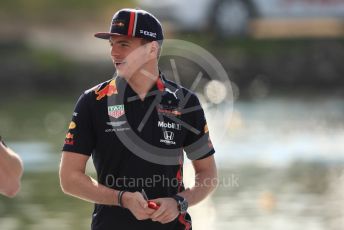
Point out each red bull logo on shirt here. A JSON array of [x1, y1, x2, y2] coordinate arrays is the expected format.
[[157, 108, 181, 116], [65, 132, 74, 139], [95, 79, 118, 100], [108, 105, 125, 119], [65, 132, 74, 145]]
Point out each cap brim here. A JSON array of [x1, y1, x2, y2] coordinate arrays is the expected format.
[[94, 32, 124, 39]]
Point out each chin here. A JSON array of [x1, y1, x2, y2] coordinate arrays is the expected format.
[[116, 70, 130, 80]]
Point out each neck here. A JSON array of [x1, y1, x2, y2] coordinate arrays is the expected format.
[[127, 66, 159, 100]]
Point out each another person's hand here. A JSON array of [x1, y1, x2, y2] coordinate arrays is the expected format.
[[0, 140, 23, 197], [122, 191, 156, 220], [150, 197, 179, 224]]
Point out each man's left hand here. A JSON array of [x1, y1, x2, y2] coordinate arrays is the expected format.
[[150, 197, 179, 224]]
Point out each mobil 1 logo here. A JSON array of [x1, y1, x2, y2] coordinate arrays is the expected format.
[[158, 121, 181, 131]]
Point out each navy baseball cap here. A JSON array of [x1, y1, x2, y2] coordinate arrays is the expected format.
[[94, 8, 164, 41]]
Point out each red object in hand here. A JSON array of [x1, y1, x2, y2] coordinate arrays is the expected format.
[[148, 201, 160, 210], [141, 189, 160, 210]]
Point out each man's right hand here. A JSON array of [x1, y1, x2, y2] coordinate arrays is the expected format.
[[122, 191, 155, 220]]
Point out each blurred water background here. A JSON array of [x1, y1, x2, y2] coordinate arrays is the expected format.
[[1, 0, 344, 229]]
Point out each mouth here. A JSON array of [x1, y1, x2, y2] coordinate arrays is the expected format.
[[114, 61, 126, 69]]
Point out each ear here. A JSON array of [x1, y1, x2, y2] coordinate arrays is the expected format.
[[148, 41, 159, 59]]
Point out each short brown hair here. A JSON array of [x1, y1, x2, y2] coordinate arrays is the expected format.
[[141, 39, 163, 60]]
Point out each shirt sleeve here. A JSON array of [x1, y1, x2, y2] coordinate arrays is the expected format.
[[183, 93, 215, 160], [62, 92, 96, 156]]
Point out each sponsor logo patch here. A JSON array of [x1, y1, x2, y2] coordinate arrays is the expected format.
[[160, 131, 176, 145], [139, 30, 157, 38], [106, 121, 127, 127], [105, 127, 130, 133], [157, 108, 181, 116], [165, 88, 180, 99], [64, 132, 74, 145], [108, 105, 125, 119], [69, 121, 76, 129], [112, 20, 125, 27], [95, 79, 117, 100], [158, 121, 181, 130], [65, 132, 74, 139], [64, 139, 74, 145]]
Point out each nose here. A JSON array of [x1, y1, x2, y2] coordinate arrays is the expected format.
[[110, 44, 119, 57]]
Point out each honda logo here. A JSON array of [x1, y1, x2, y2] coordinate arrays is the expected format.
[[163, 131, 174, 141]]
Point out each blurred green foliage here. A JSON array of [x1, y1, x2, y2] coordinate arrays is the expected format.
[[0, 0, 136, 23], [0, 171, 93, 230], [0, 96, 73, 144]]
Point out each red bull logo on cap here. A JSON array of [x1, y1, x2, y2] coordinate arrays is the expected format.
[[113, 20, 125, 27]]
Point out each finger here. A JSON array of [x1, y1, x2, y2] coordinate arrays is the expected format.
[[158, 212, 171, 224], [151, 206, 166, 220], [136, 192, 148, 209], [137, 208, 154, 220], [145, 207, 156, 216], [136, 213, 150, 221], [162, 213, 179, 224]]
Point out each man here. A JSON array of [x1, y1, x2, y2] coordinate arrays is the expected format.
[[0, 136, 23, 197], [59, 8, 217, 230]]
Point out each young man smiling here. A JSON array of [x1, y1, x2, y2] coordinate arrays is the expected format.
[[59, 8, 217, 230]]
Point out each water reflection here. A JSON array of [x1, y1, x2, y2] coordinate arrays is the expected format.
[[9, 142, 59, 172]]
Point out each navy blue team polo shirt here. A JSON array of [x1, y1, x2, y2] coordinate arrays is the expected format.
[[63, 71, 215, 230]]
